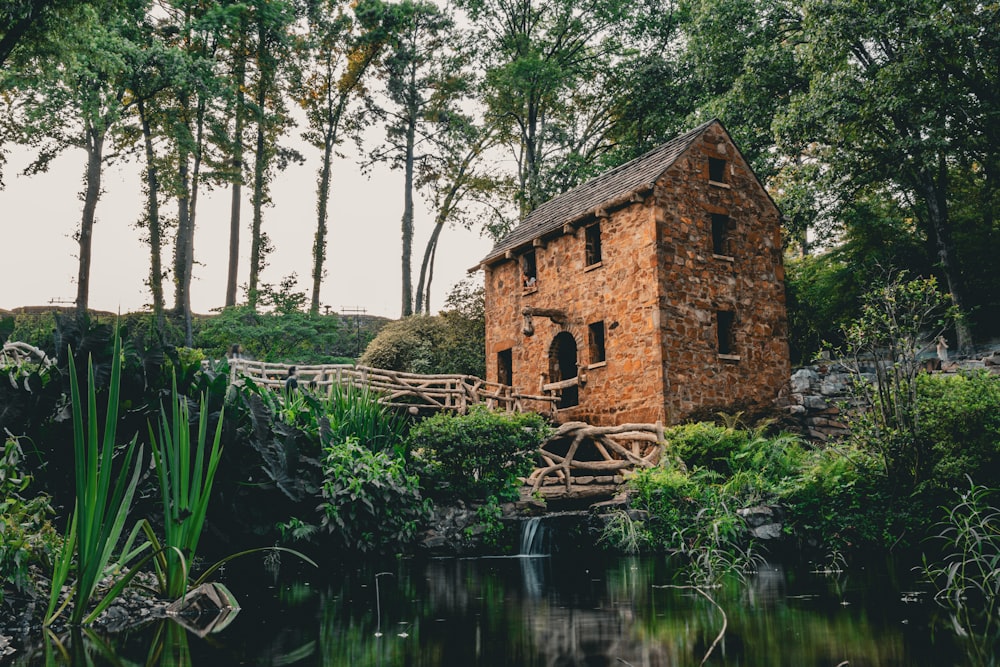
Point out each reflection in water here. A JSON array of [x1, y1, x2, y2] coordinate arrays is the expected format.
[[10, 555, 996, 666]]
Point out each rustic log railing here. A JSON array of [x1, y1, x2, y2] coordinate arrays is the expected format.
[[229, 359, 663, 498], [228, 358, 558, 415], [1, 341, 55, 369], [527, 421, 665, 495]]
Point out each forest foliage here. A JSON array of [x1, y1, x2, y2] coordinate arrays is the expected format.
[[1, 0, 997, 357]]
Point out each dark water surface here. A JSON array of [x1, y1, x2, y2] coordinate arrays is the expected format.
[[12, 553, 996, 666]]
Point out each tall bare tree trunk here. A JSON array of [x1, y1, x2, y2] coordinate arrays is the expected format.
[[182, 97, 205, 345], [248, 77, 267, 308], [173, 116, 192, 318], [75, 121, 106, 317], [400, 108, 416, 317], [138, 98, 164, 324], [311, 126, 333, 315], [415, 215, 443, 314], [225, 50, 245, 308]]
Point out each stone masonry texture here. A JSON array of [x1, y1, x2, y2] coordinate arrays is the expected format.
[[481, 121, 791, 425]]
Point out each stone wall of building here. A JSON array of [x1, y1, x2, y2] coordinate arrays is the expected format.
[[483, 124, 791, 426], [483, 197, 667, 425], [653, 125, 790, 420]]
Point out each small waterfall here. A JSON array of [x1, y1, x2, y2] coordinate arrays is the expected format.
[[520, 517, 548, 556]]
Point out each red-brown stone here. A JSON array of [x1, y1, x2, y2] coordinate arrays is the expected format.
[[479, 121, 791, 425]]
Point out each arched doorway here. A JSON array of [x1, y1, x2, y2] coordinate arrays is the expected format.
[[550, 332, 579, 408]]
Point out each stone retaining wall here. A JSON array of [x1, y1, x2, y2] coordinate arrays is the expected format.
[[787, 352, 1000, 442]]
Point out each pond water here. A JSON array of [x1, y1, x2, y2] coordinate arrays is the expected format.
[[11, 548, 997, 667]]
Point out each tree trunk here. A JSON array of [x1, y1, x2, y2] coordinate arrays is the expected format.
[[400, 111, 416, 317], [311, 127, 333, 315], [917, 162, 973, 353], [138, 98, 164, 324], [248, 101, 266, 308], [75, 121, 106, 317], [522, 91, 541, 215], [173, 110, 192, 321], [225, 48, 246, 308], [414, 217, 442, 314], [248, 28, 270, 309], [182, 95, 205, 345], [424, 237, 437, 314]]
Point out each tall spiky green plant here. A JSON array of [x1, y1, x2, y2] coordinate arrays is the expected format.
[[149, 375, 225, 599], [46, 333, 143, 625]]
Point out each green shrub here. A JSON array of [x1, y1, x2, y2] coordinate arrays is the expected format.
[[0, 437, 61, 602], [626, 465, 760, 583], [915, 370, 1000, 492], [195, 306, 360, 363], [922, 480, 1000, 613], [665, 422, 805, 489], [360, 289, 485, 377], [779, 446, 915, 552], [316, 438, 428, 554], [361, 315, 449, 374], [628, 467, 699, 547], [839, 273, 953, 489], [408, 407, 551, 501], [7, 312, 58, 351], [666, 422, 747, 476]]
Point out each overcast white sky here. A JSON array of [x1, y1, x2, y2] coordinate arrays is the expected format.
[[0, 141, 494, 319]]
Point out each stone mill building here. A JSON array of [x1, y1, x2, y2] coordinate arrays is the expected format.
[[474, 119, 791, 425]]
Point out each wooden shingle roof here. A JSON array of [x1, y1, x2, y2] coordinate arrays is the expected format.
[[482, 119, 718, 265]]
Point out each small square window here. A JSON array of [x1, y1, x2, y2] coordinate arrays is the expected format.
[[709, 157, 726, 183], [521, 251, 537, 288], [711, 213, 731, 256], [717, 310, 735, 355], [585, 223, 602, 266], [589, 321, 606, 364]]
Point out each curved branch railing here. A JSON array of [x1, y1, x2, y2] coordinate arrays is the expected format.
[[228, 358, 558, 415], [527, 421, 664, 494]]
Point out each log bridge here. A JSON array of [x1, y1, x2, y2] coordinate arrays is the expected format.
[[527, 421, 664, 501]]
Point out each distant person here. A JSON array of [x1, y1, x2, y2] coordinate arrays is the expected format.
[[285, 366, 299, 392], [229, 343, 243, 360], [936, 335, 949, 363]]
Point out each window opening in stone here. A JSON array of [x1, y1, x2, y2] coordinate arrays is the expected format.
[[711, 213, 731, 256], [521, 250, 537, 288], [497, 348, 512, 386], [709, 157, 726, 183], [588, 321, 606, 364], [551, 331, 579, 408], [717, 310, 736, 355], [585, 222, 602, 266]]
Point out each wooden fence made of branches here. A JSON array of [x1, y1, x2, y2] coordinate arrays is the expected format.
[[228, 358, 558, 415]]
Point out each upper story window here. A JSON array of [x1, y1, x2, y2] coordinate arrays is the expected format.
[[711, 213, 732, 256], [585, 222, 603, 267], [708, 157, 727, 184], [588, 321, 606, 364], [521, 250, 537, 288]]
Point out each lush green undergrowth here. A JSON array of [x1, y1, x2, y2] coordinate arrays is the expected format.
[[1, 320, 547, 622], [609, 366, 1000, 585], [2, 297, 998, 623]]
